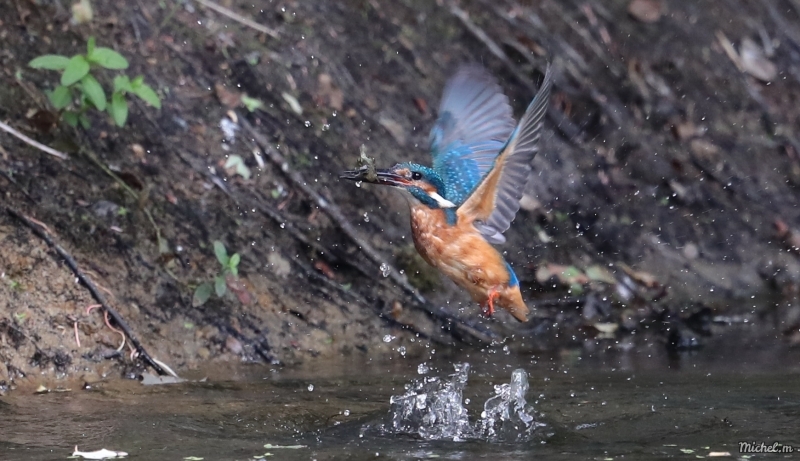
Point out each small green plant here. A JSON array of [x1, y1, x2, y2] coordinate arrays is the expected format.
[[192, 240, 241, 307], [28, 36, 161, 128]]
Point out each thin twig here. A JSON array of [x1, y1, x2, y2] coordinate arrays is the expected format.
[[193, 0, 279, 38], [7, 207, 167, 375], [0, 120, 68, 160]]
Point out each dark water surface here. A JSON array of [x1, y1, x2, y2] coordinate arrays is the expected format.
[[2, 325, 800, 460]]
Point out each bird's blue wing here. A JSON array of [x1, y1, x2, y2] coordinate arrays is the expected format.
[[429, 65, 515, 206], [459, 66, 553, 244]]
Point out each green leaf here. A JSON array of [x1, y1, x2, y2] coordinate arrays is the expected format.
[[192, 283, 213, 307], [131, 75, 144, 88], [62, 111, 78, 127], [61, 55, 90, 86], [29, 55, 70, 70], [214, 275, 227, 297], [86, 36, 96, 56], [109, 92, 128, 127], [78, 113, 90, 129], [229, 253, 240, 270], [241, 94, 263, 112], [88, 47, 128, 70], [569, 282, 584, 296], [113, 75, 132, 93], [213, 240, 229, 266], [48, 85, 72, 109], [132, 82, 161, 108], [80, 74, 106, 110], [224, 155, 251, 180]]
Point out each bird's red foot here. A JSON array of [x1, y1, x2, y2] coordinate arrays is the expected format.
[[482, 289, 500, 317]]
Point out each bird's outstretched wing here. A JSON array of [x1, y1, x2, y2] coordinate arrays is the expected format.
[[457, 66, 553, 244], [430, 65, 515, 207]]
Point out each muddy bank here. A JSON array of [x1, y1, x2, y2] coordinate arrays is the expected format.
[[2, 0, 800, 389]]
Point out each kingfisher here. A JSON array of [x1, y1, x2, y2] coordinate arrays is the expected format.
[[341, 65, 552, 322]]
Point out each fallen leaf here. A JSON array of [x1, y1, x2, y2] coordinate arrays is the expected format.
[[391, 300, 403, 318], [535, 263, 589, 285], [739, 37, 777, 82], [215, 83, 242, 108], [716, 30, 743, 70], [689, 139, 721, 161], [130, 143, 146, 160], [71, 0, 93, 24], [227, 275, 254, 305], [316, 73, 344, 111], [585, 265, 616, 284], [519, 194, 541, 211], [267, 252, 291, 278], [618, 263, 659, 288], [593, 322, 619, 334], [413, 97, 427, 114], [26, 109, 58, 133], [775, 218, 790, 238], [281, 92, 303, 115], [628, 0, 662, 23], [313, 260, 336, 279], [671, 120, 702, 141]]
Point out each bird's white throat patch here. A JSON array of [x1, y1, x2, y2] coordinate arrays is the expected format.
[[428, 191, 456, 208]]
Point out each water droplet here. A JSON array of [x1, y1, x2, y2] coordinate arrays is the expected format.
[[363, 212, 370, 223], [343, 409, 350, 416], [355, 181, 363, 188], [332, 111, 338, 117], [380, 263, 390, 277], [417, 363, 429, 374], [398, 346, 407, 356], [322, 123, 330, 131], [383, 334, 395, 343], [280, 223, 285, 229], [304, 120, 311, 127], [308, 384, 314, 391]]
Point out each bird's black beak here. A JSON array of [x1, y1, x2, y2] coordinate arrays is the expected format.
[[340, 166, 410, 187]]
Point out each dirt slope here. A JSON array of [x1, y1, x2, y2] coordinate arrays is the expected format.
[[2, 0, 800, 389]]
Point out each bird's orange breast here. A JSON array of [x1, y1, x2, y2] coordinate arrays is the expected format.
[[409, 206, 528, 321]]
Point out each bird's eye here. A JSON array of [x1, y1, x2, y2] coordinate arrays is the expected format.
[[411, 172, 423, 180]]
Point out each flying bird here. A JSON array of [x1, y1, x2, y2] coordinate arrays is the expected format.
[[341, 65, 552, 322]]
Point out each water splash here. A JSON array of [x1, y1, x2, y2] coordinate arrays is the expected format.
[[389, 363, 471, 441], [385, 364, 545, 442], [478, 369, 545, 441]]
